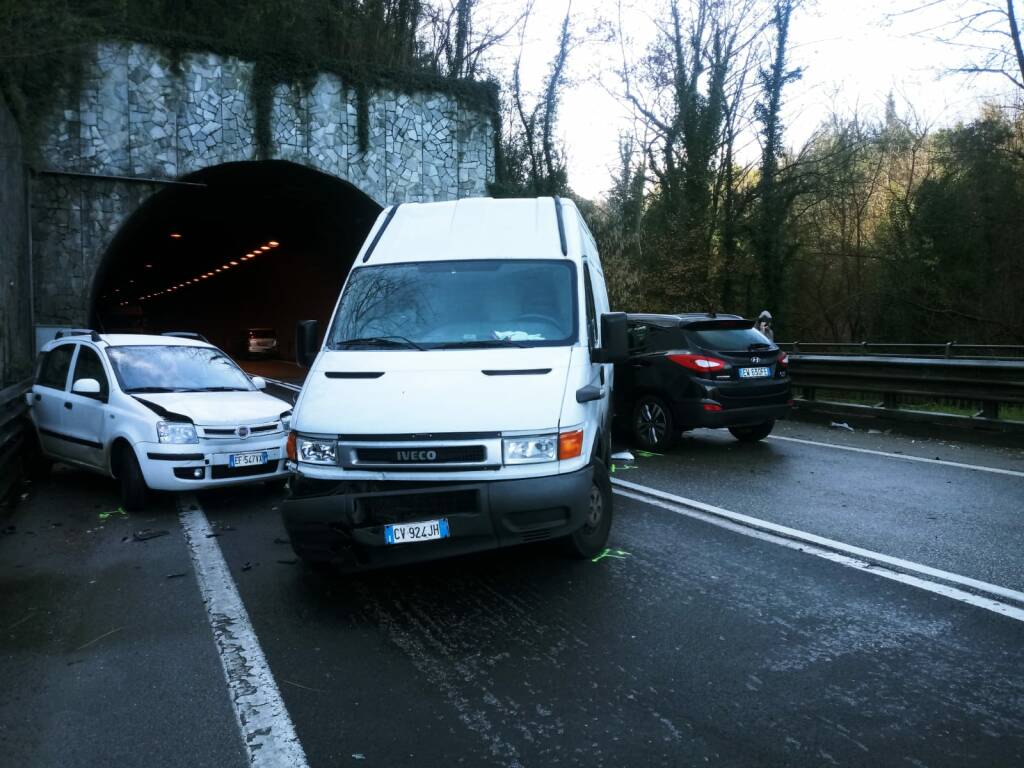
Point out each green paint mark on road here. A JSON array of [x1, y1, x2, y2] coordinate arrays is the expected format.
[[98, 507, 127, 521], [611, 464, 637, 473], [634, 450, 662, 458], [591, 548, 632, 563]]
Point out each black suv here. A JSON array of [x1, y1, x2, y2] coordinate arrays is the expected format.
[[614, 313, 791, 450]]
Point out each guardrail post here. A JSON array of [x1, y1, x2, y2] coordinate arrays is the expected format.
[[803, 386, 816, 401], [945, 341, 956, 359], [883, 392, 900, 409]]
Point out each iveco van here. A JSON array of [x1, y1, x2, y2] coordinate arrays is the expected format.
[[282, 197, 628, 571]]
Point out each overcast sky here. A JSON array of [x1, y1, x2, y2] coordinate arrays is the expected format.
[[481, 0, 1017, 200]]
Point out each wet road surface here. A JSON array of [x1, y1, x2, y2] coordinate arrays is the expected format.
[[2, 420, 1022, 767]]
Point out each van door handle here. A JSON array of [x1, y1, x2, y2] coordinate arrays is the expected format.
[[64, 402, 73, 410]]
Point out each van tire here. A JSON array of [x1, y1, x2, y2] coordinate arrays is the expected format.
[[728, 419, 775, 443], [632, 395, 676, 451], [562, 460, 613, 559], [117, 447, 149, 511]]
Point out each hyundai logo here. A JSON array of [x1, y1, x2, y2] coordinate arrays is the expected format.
[[236, 426, 250, 439], [751, 356, 761, 363], [397, 450, 437, 462]]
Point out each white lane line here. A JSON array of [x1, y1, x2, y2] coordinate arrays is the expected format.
[[611, 478, 1024, 622], [177, 494, 310, 768], [768, 434, 1024, 478]]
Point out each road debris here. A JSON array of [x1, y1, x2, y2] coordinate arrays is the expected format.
[[611, 451, 635, 461], [241, 562, 253, 571], [166, 572, 188, 579], [276, 558, 298, 565], [133, 528, 169, 541], [830, 421, 854, 432]]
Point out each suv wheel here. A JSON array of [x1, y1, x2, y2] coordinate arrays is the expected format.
[[562, 460, 613, 559], [632, 395, 676, 451], [729, 419, 775, 443], [117, 447, 150, 511]]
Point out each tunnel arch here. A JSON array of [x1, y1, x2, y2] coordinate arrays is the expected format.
[[90, 161, 382, 360]]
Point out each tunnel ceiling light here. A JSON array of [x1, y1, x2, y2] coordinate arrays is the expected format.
[[145, 263, 153, 268], [230, 260, 239, 266], [221, 264, 231, 269], [268, 241, 279, 247], [170, 233, 182, 239], [259, 246, 270, 251]]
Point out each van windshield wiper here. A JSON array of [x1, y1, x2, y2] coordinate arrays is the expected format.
[[435, 339, 528, 349], [192, 386, 250, 392], [123, 386, 188, 393], [331, 336, 425, 351]]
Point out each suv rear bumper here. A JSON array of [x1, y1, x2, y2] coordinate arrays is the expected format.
[[282, 466, 593, 571], [676, 401, 791, 429]]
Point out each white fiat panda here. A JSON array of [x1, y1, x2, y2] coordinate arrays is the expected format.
[[26, 332, 292, 509], [283, 197, 628, 571]]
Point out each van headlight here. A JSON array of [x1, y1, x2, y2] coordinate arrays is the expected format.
[[157, 421, 198, 444], [296, 436, 338, 465], [503, 434, 558, 464]]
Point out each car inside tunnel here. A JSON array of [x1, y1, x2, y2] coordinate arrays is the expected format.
[[91, 160, 381, 363]]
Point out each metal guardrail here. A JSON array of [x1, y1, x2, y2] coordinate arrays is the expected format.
[[786, 354, 1024, 425], [780, 341, 1024, 360], [0, 378, 32, 503]]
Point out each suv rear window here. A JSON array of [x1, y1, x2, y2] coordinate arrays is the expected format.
[[687, 327, 771, 351]]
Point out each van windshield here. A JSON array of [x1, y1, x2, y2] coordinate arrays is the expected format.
[[327, 260, 578, 349]]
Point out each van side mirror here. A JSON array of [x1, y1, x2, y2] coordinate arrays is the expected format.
[[296, 320, 320, 368], [593, 312, 628, 364]]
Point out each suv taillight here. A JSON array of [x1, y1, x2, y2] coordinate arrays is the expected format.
[[669, 354, 726, 374], [777, 351, 788, 367]]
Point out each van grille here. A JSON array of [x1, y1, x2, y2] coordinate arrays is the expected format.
[[354, 446, 487, 465], [356, 490, 478, 524]]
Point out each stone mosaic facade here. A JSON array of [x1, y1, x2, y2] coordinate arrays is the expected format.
[[31, 41, 496, 325]]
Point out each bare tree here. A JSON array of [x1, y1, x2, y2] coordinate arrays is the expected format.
[[894, 1, 1024, 92]]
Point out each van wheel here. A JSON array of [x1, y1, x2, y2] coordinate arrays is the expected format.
[[117, 447, 149, 511], [632, 395, 676, 451], [729, 419, 775, 443], [562, 460, 613, 559]]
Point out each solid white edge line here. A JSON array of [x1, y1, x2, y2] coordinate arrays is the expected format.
[[177, 494, 310, 768], [611, 477, 1024, 608], [768, 434, 1024, 478], [613, 487, 1024, 624]]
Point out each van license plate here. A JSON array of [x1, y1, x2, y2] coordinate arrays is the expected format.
[[385, 519, 450, 545], [739, 366, 771, 379], [229, 451, 268, 468]]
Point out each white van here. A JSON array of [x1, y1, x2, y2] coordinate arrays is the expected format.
[[283, 197, 627, 571]]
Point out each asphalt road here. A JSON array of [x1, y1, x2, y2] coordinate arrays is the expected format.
[[2, 420, 1022, 767]]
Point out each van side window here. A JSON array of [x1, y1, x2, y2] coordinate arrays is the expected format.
[[38, 345, 75, 390], [583, 264, 598, 348], [72, 345, 110, 399]]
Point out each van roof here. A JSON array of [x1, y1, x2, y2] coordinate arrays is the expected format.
[[358, 197, 573, 266]]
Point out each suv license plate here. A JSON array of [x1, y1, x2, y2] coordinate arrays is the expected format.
[[385, 519, 450, 545], [229, 451, 268, 468], [739, 366, 771, 379]]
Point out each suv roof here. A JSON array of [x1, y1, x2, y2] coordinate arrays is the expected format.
[[626, 313, 748, 329]]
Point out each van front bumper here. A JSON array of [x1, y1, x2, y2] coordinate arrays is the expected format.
[[281, 466, 594, 571]]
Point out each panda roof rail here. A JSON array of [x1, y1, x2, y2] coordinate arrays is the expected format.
[[55, 328, 101, 342]]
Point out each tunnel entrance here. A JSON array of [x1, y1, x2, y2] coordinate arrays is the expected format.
[[91, 161, 381, 363]]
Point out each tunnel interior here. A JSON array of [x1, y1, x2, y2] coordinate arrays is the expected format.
[[92, 161, 381, 361]]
